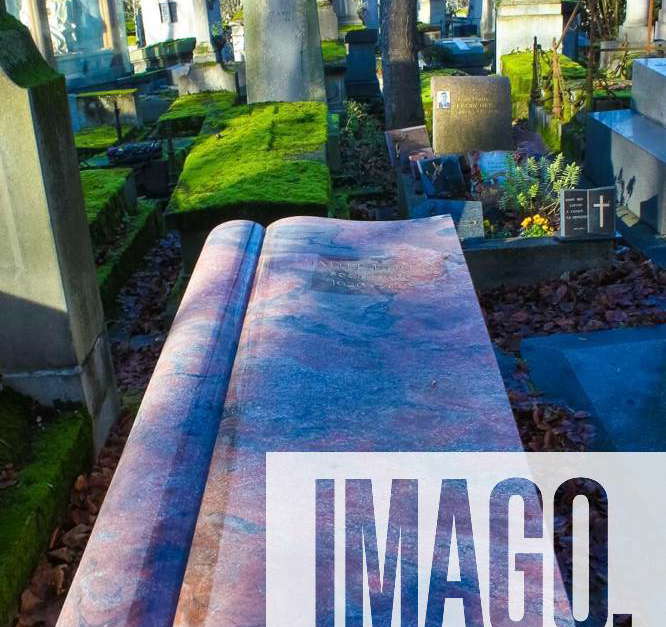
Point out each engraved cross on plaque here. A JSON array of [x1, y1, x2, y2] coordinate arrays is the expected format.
[[594, 194, 610, 229]]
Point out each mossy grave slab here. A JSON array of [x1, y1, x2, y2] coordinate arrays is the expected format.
[[166, 101, 331, 231], [81, 167, 135, 249], [156, 90, 238, 137]]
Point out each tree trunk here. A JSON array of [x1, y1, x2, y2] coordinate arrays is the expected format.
[[380, 0, 424, 130]]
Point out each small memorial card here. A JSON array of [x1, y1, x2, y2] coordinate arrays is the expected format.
[[559, 187, 616, 239]]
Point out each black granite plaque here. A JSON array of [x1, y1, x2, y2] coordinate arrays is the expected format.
[[560, 187, 616, 239]]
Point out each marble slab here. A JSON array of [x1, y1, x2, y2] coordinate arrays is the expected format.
[[58, 221, 264, 625], [61, 216, 573, 625]]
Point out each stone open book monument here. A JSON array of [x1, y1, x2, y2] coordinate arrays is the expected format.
[[60, 216, 575, 624]]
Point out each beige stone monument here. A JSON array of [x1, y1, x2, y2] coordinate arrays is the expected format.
[[0, 6, 119, 449], [431, 75, 513, 154]]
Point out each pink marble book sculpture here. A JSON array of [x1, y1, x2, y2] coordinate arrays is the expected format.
[[59, 216, 573, 625]]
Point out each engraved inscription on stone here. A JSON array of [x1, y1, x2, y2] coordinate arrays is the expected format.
[[560, 187, 616, 239], [312, 256, 442, 294]]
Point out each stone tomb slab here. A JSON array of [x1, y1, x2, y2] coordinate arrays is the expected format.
[[631, 57, 666, 127], [60, 216, 574, 624], [522, 326, 666, 451], [410, 199, 484, 240], [431, 74, 513, 154]]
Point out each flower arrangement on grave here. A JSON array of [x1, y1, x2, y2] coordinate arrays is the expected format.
[[519, 214, 556, 238]]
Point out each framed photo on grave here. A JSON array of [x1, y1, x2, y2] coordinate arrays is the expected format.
[[559, 187, 616, 240]]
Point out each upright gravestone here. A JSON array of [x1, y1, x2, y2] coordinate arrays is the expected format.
[[431, 75, 513, 154], [344, 28, 381, 101], [318, 1, 339, 40], [245, 0, 326, 103], [0, 9, 119, 448], [495, 0, 562, 70]]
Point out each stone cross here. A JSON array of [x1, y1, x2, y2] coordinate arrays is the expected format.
[[0, 12, 119, 449], [245, 0, 326, 103]]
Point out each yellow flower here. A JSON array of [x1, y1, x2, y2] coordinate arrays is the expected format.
[[533, 214, 545, 225], [521, 217, 532, 228]]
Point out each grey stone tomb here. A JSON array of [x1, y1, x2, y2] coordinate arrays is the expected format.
[[522, 326, 666, 451], [585, 57, 666, 235], [559, 187, 617, 239], [245, 0, 326, 103], [431, 75, 513, 154], [0, 10, 119, 449]]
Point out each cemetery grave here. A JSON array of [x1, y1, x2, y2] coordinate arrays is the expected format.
[[2, 0, 666, 621]]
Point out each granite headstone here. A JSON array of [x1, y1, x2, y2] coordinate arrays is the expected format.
[[431, 75, 513, 154]]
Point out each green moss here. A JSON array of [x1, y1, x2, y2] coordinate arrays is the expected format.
[[0, 12, 60, 87], [339, 23, 365, 35], [0, 388, 31, 466], [76, 88, 137, 98], [75, 124, 134, 152], [97, 199, 161, 312], [167, 101, 330, 229], [322, 39, 346, 64], [80, 168, 134, 248], [501, 50, 586, 119], [0, 396, 92, 627], [157, 91, 238, 136]]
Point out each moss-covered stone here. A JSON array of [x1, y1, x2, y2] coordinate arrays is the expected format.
[[76, 88, 138, 99], [0, 389, 92, 627], [80, 168, 134, 249], [0, 11, 59, 87], [157, 90, 238, 137], [501, 50, 586, 120], [97, 199, 162, 313], [0, 388, 31, 466], [322, 39, 347, 65], [166, 101, 330, 231]]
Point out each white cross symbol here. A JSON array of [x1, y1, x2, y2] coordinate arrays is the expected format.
[[593, 194, 610, 228]]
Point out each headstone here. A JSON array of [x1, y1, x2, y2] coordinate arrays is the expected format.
[[522, 326, 666, 451], [244, 0, 326, 103], [0, 11, 119, 448], [431, 75, 513, 154], [657, 7, 666, 40], [333, 0, 361, 24], [230, 21, 245, 61], [584, 58, 666, 235], [417, 155, 467, 198], [384, 125, 432, 172], [365, 0, 379, 28], [344, 28, 381, 101], [559, 187, 616, 239], [318, 1, 339, 40], [619, 0, 649, 44], [418, 0, 446, 27], [495, 0, 562, 71]]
